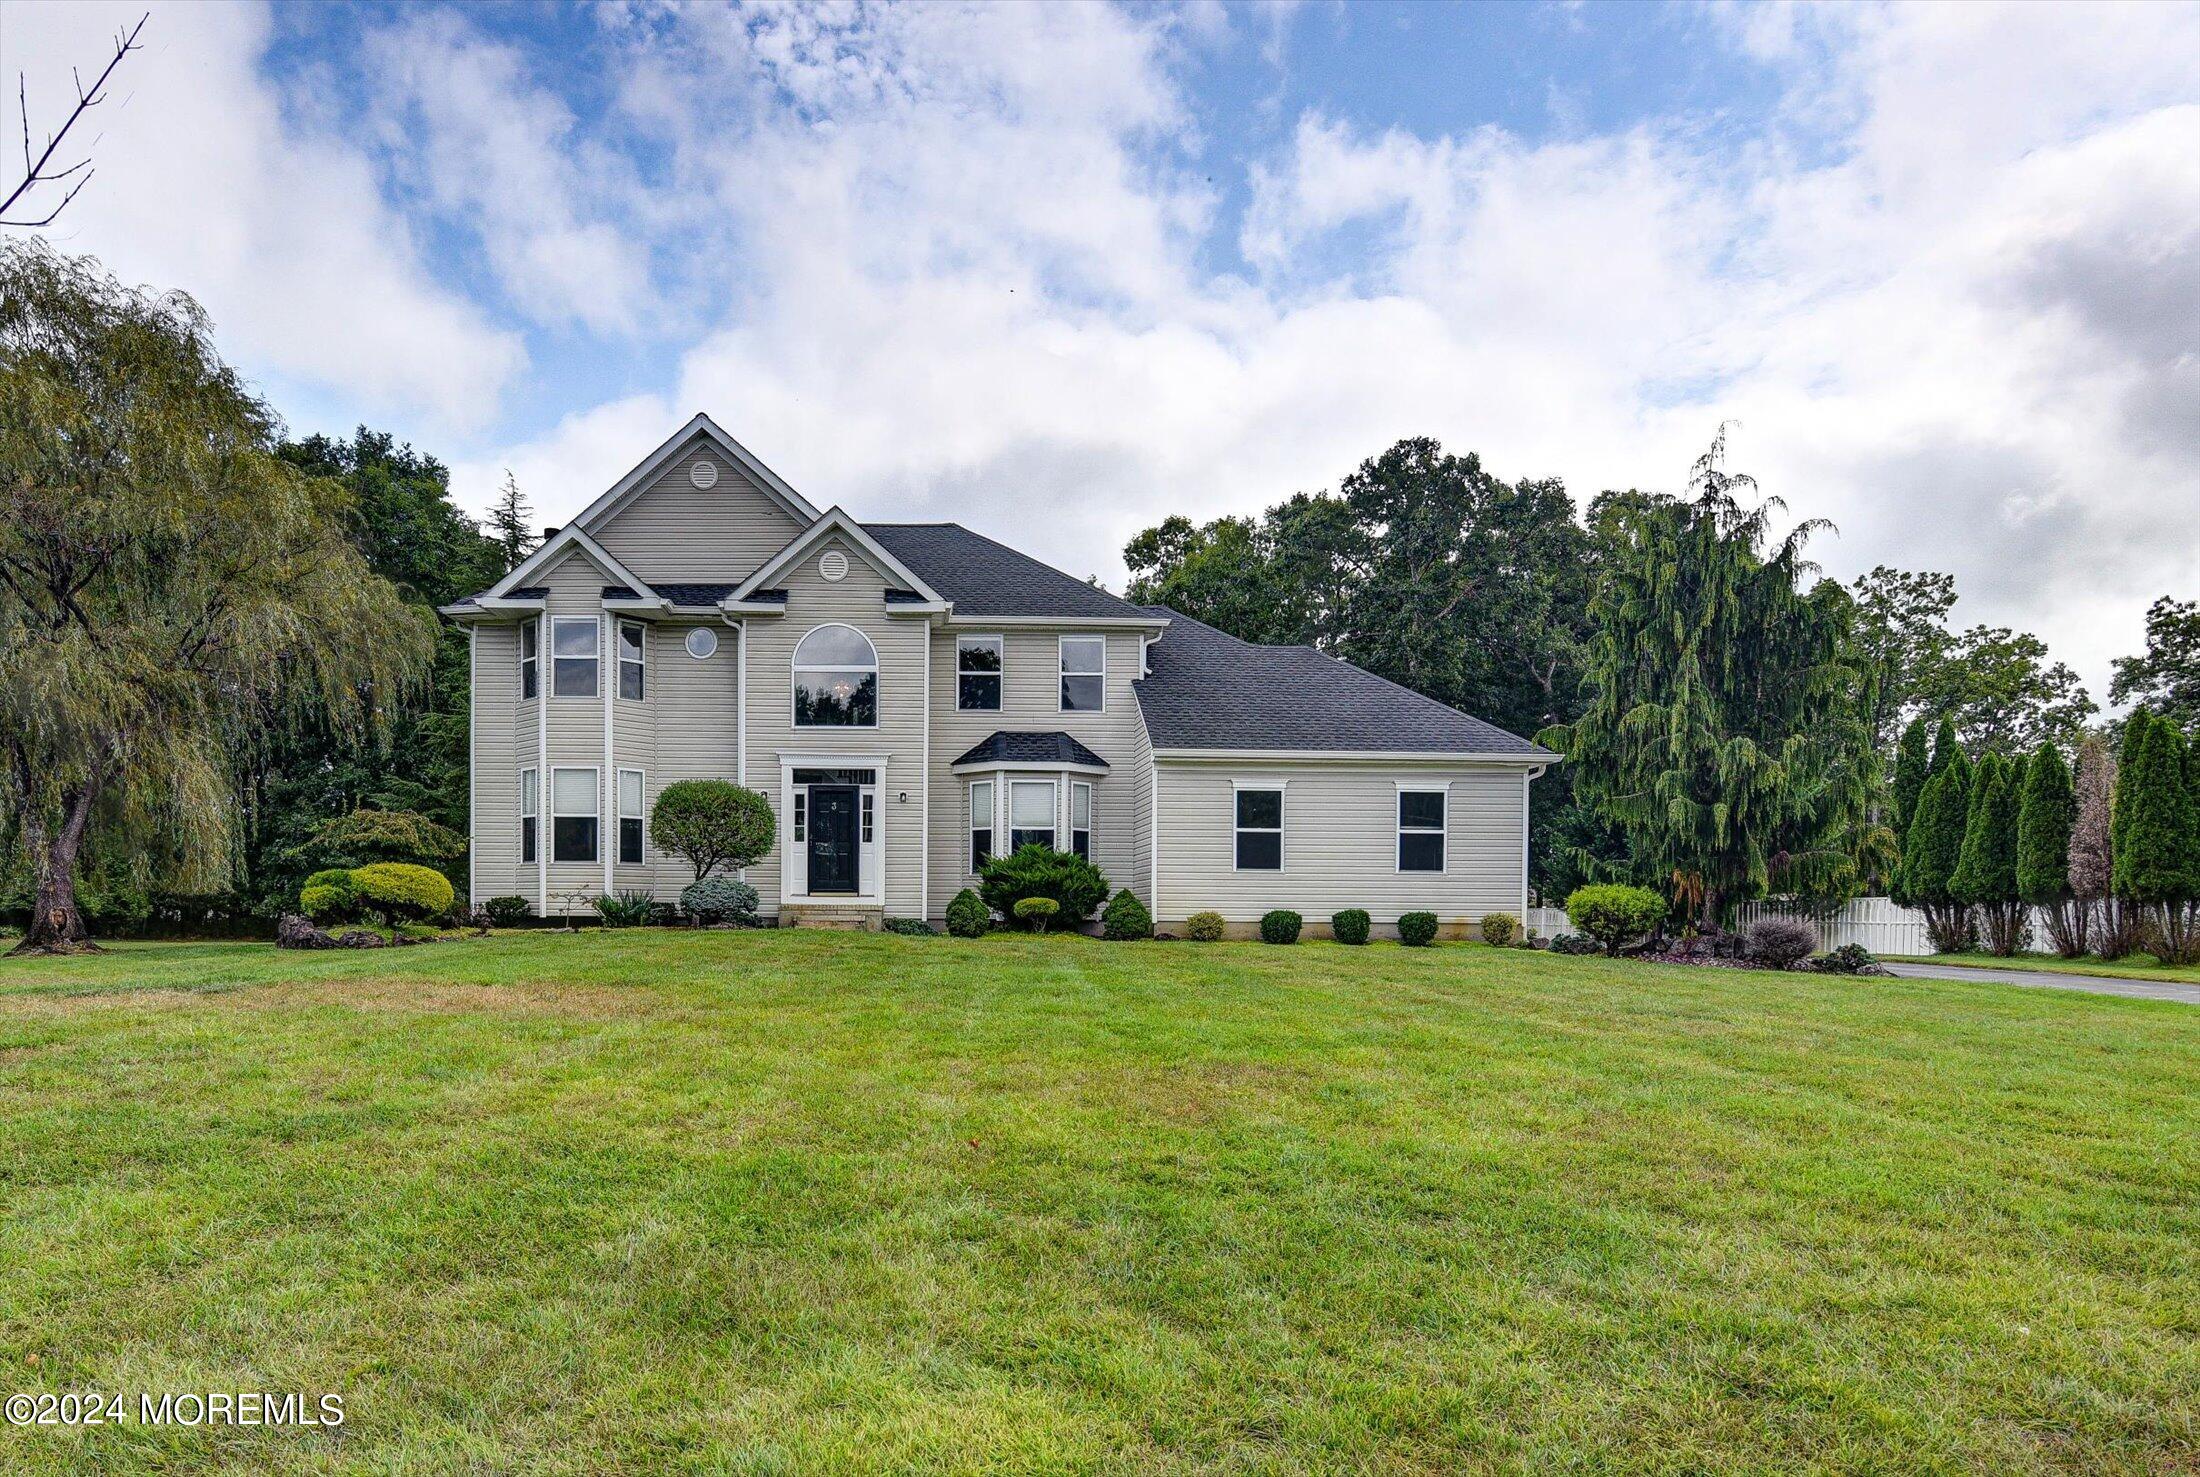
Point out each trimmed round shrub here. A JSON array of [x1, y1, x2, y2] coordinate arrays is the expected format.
[[1185, 910, 1226, 942], [1397, 911, 1440, 947], [1479, 912, 1521, 947], [945, 888, 989, 938], [1331, 908, 1371, 946], [979, 844, 1109, 925], [1743, 915, 1819, 970], [1564, 884, 1667, 956], [1012, 896, 1060, 933], [681, 875, 758, 925], [483, 895, 531, 927], [299, 868, 358, 924], [1101, 889, 1153, 941], [350, 862, 455, 924], [1259, 909, 1302, 944], [650, 780, 774, 882]]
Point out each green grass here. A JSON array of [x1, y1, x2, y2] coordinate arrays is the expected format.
[[1888, 950, 2200, 985], [0, 933, 2194, 1474]]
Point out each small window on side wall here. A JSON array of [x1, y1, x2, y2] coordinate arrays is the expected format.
[[1398, 788, 1446, 872], [520, 767, 537, 864], [1071, 781, 1092, 861], [969, 780, 993, 872], [520, 620, 539, 699], [1059, 636, 1104, 712], [618, 769, 644, 865], [1235, 787, 1282, 870], [618, 621, 645, 701], [957, 636, 1002, 711]]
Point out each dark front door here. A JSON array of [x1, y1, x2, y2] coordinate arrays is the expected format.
[[807, 785, 859, 894]]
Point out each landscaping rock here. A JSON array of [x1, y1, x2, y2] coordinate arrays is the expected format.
[[333, 929, 388, 949], [275, 913, 339, 950]]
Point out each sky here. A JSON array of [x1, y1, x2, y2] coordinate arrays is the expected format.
[[6, 0, 2197, 700]]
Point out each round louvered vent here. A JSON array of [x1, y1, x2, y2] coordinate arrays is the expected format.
[[818, 549, 849, 582], [689, 459, 719, 489]]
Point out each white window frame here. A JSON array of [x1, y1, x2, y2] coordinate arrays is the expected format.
[[1058, 635, 1106, 714], [861, 790, 875, 845], [1070, 780, 1093, 861], [1396, 784, 1449, 874], [957, 634, 1004, 712], [792, 790, 806, 844], [551, 616, 600, 699], [969, 779, 994, 874], [520, 619, 539, 700], [1232, 780, 1285, 872], [551, 765, 601, 863], [791, 622, 880, 729], [1008, 778, 1059, 853], [520, 766, 538, 864], [618, 620, 646, 701], [684, 626, 718, 660], [617, 767, 646, 866]]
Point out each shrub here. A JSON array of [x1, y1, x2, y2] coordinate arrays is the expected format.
[[945, 888, 989, 938], [1397, 911, 1439, 947], [1012, 896, 1059, 933], [884, 917, 938, 937], [309, 808, 465, 865], [1813, 943, 1881, 975], [1742, 915, 1819, 970], [1185, 910, 1226, 942], [650, 780, 774, 882], [978, 844, 1109, 925], [594, 890, 656, 928], [298, 868, 358, 924], [1564, 884, 1666, 955], [483, 895, 531, 927], [1101, 889, 1153, 941], [1548, 932, 1601, 955], [349, 862, 455, 924], [1331, 908, 1371, 946], [1479, 912, 1520, 947], [1260, 909, 1302, 944], [680, 875, 758, 926]]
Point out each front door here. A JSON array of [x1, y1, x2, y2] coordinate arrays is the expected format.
[[806, 785, 859, 894]]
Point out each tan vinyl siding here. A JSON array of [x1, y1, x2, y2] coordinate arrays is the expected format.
[[925, 627, 1154, 919], [1152, 761, 1526, 934], [470, 622, 525, 906], [538, 554, 613, 908], [592, 436, 806, 584], [641, 620, 741, 895]]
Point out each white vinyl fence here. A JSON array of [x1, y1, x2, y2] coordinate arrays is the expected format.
[[1526, 906, 1570, 939], [1528, 897, 2045, 955]]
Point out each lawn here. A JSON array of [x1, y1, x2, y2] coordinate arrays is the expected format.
[[1888, 950, 2200, 986], [0, 933, 2193, 1474]]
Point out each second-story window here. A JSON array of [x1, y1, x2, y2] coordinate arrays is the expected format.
[[793, 624, 877, 727], [957, 635, 1002, 711], [520, 620, 538, 699], [1059, 636, 1105, 712], [618, 621, 646, 701], [552, 617, 599, 698]]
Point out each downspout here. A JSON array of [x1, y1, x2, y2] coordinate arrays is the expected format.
[[603, 612, 614, 896], [537, 618, 549, 917], [467, 626, 477, 909]]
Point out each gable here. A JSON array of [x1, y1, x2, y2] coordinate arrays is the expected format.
[[590, 432, 810, 584]]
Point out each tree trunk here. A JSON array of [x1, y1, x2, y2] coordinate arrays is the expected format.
[[10, 783, 100, 956]]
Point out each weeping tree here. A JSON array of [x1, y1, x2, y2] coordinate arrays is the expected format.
[[2017, 741, 2085, 957], [2068, 732, 2131, 958], [0, 243, 433, 954], [1952, 752, 2027, 956], [1539, 431, 1882, 929]]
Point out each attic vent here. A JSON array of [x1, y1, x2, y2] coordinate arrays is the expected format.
[[818, 548, 850, 582], [689, 459, 719, 490]]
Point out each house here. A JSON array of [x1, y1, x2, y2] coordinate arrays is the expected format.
[[442, 416, 1555, 936]]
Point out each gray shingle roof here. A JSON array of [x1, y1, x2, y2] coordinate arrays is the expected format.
[[951, 731, 1110, 769], [865, 524, 1155, 620], [655, 582, 742, 606], [1133, 607, 1555, 757]]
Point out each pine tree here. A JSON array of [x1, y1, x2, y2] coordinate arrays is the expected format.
[[485, 471, 537, 572], [2017, 741, 2084, 956], [1900, 761, 1974, 952], [2112, 713, 2200, 964], [1953, 754, 2026, 955]]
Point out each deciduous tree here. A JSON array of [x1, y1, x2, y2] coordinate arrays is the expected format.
[[2109, 596, 2200, 730]]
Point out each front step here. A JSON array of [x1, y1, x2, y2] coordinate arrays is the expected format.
[[781, 902, 884, 932]]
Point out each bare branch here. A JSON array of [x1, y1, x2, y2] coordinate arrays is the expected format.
[[0, 12, 147, 229]]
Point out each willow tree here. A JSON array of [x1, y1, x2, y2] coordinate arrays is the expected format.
[[1540, 431, 1880, 928], [0, 244, 432, 953]]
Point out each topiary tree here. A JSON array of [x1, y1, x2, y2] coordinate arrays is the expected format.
[[1564, 883, 1666, 956], [2112, 712, 2200, 964], [650, 781, 773, 882], [2017, 741, 2084, 957], [1952, 753, 2027, 955], [1900, 759, 1973, 952], [1259, 909, 1302, 944], [1330, 908, 1371, 945], [349, 862, 454, 925], [1396, 911, 1440, 947], [978, 844, 1108, 925], [945, 887, 989, 938], [1100, 889, 1152, 941], [1012, 897, 1059, 933]]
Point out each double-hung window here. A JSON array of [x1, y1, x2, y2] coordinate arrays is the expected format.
[[1070, 781, 1092, 861], [1059, 636, 1104, 712], [520, 620, 539, 699], [1398, 789, 1446, 872], [552, 767, 599, 862], [1234, 786, 1283, 871], [957, 636, 1002, 711], [520, 767, 538, 864], [969, 780, 994, 872], [618, 621, 646, 700], [618, 769, 645, 865], [1009, 780, 1057, 852], [552, 617, 600, 698]]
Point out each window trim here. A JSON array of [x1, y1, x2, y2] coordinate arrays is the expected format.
[[1232, 779, 1285, 873], [1057, 634, 1106, 714], [1008, 778, 1059, 853], [956, 633, 1004, 712], [791, 622, 880, 729], [520, 619, 539, 700], [551, 764, 601, 863], [520, 766, 538, 864], [1396, 782, 1450, 875], [684, 626, 718, 660], [1070, 779, 1093, 862], [969, 778, 994, 874], [618, 620, 646, 701], [617, 767, 645, 866], [792, 790, 806, 844], [550, 616, 601, 699]]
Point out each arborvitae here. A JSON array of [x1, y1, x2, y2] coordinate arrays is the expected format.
[[2017, 742, 2084, 955], [1929, 716, 1962, 778], [2113, 715, 2200, 963], [1892, 716, 1930, 841], [2111, 711, 2151, 882], [1901, 761, 1974, 952], [1954, 754, 2026, 954]]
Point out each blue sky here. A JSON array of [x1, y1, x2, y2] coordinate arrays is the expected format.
[[11, 1, 2200, 695]]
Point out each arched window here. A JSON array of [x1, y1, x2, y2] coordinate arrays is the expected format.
[[792, 624, 878, 727]]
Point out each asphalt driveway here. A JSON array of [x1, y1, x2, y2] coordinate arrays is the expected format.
[[1885, 961, 2200, 1006]]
